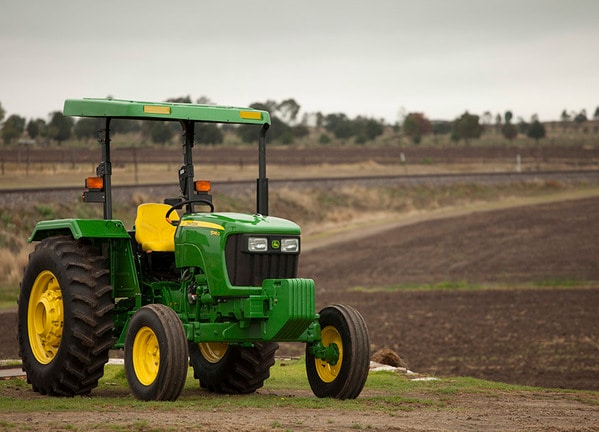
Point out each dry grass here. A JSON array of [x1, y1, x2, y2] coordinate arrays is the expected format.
[[1, 157, 598, 299], [0, 245, 30, 286]]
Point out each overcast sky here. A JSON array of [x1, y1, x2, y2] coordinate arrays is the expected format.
[[1, 0, 598, 124]]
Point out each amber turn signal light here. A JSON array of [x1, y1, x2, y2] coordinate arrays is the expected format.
[[195, 180, 211, 193], [85, 176, 104, 190]]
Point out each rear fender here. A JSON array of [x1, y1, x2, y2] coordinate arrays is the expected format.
[[28, 218, 140, 299], [28, 218, 130, 242]]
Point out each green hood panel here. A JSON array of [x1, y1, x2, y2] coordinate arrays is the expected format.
[[174, 212, 301, 297], [178, 212, 301, 235]]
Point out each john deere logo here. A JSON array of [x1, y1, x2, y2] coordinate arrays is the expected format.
[[271, 240, 280, 250]]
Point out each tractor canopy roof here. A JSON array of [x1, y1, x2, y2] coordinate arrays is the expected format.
[[63, 98, 271, 126]]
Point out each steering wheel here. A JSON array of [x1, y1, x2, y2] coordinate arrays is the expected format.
[[166, 199, 215, 226]]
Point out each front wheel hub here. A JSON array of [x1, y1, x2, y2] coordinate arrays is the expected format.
[[314, 325, 343, 383], [132, 326, 160, 386]]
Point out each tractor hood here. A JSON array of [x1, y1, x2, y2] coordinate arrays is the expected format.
[[178, 212, 301, 236], [174, 212, 301, 297]]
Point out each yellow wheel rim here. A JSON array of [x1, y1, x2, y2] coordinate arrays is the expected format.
[[315, 325, 343, 383], [132, 326, 160, 386], [28, 270, 64, 365], [199, 342, 229, 363]]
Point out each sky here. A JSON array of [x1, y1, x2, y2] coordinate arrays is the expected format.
[[1, 0, 598, 124]]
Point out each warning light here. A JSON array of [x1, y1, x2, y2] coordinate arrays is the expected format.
[[195, 180, 211, 193], [85, 176, 104, 190]]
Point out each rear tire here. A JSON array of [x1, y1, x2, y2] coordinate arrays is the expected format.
[[17, 236, 114, 396], [306, 304, 370, 399], [189, 341, 278, 394], [124, 304, 189, 401]]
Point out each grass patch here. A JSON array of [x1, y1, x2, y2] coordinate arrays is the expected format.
[[0, 282, 18, 310], [2, 359, 595, 415]]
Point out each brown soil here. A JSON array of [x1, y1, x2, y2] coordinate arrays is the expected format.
[[1, 391, 598, 432], [2, 194, 599, 431], [298, 195, 599, 392]]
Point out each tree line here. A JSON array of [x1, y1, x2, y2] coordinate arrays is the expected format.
[[1, 96, 598, 147]]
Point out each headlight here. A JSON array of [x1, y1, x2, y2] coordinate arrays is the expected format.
[[281, 238, 299, 253], [248, 237, 268, 252]]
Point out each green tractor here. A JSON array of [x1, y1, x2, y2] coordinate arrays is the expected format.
[[17, 98, 370, 401]]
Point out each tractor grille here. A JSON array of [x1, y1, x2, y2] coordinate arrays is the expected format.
[[225, 234, 299, 286]]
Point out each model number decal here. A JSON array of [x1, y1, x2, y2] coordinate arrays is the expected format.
[[179, 221, 224, 230]]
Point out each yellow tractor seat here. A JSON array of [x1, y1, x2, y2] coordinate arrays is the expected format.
[[134, 203, 179, 252]]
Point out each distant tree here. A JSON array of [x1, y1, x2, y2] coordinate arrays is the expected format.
[[0, 101, 5, 123], [452, 111, 482, 144], [574, 109, 587, 124], [527, 120, 546, 142], [47, 111, 74, 143], [517, 117, 529, 134], [315, 112, 324, 128], [166, 95, 192, 104], [149, 122, 174, 144], [504, 110, 513, 124], [268, 117, 293, 143], [292, 124, 310, 139], [494, 113, 502, 133], [353, 117, 384, 143], [501, 123, 518, 141], [432, 120, 451, 136], [27, 118, 46, 140], [277, 99, 301, 125], [111, 118, 141, 134], [74, 117, 103, 142], [251, 100, 279, 115], [1, 114, 26, 145], [196, 96, 214, 105], [235, 124, 257, 144], [402, 112, 432, 144], [323, 113, 354, 139], [194, 123, 223, 145], [594, 106, 599, 120], [560, 109, 571, 130]]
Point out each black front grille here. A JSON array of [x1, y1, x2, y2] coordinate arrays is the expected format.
[[225, 234, 299, 286]]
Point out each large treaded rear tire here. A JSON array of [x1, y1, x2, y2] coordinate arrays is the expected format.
[[306, 304, 370, 399], [17, 236, 114, 396], [189, 341, 279, 394]]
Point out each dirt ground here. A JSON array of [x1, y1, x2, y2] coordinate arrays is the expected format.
[[1, 390, 598, 432], [297, 195, 599, 392], [2, 194, 599, 430]]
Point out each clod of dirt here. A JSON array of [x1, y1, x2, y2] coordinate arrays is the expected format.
[[371, 348, 408, 368]]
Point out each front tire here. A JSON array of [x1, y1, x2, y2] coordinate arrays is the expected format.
[[306, 304, 370, 399], [124, 304, 189, 401], [189, 341, 278, 394], [17, 236, 114, 396]]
